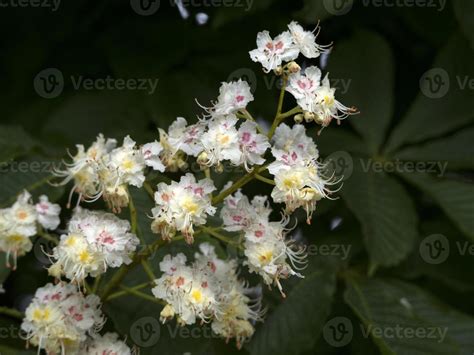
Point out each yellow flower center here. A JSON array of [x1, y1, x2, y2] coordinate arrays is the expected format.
[[122, 159, 135, 170], [191, 289, 203, 302], [7, 234, 25, 243], [259, 250, 273, 264], [16, 210, 28, 220], [324, 96, 334, 106], [32, 307, 51, 322], [218, 134, 230, 145], [78, 249, 92, 263], [181, 197, 199, 215]]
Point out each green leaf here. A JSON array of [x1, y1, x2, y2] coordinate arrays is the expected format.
[[0, 125, 36, 162], [247, 256, 338, 355], [341, 160, 417, 268], [0, 157, 64, 207], [344, 277, 474, 354], [399, 173, 474, 241], [453, 0, 474, 49], [316, 128, 368, 157], [393, 127, 474, 170], [327, 30, 394, 154], [128, 187, 156, 245], [385, 33, 474, 153]]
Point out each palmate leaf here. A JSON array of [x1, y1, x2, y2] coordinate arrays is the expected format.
[[344, 277, 474, 355], [247, 256, 338, 355], [393, 127, 474, 170], [0, 125, 36, 162], [340, 159, 417, 268], [0, 157, 64, 207], [385, 33, 474, 154], [327, 30, 394, 155], [399, 172, 474, 241]]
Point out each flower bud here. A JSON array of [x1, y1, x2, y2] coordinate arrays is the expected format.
[[197, 151, 208, 166], [304, 111, 315, 123], [287, 61, 301, 74], [160, 304, 175, 323], [294, 114, 304, 123], [273, 66, 283, 76], [48, 263, 62, 279]]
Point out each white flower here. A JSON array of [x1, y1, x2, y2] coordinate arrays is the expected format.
[[286, 66, 322, 113], [54, 134, 160, 211], [286, 68, 357, 128], [268, 123, 318, 175], [220, 191, 271, 232], [151, 174, 216, 243], [21, 282, 104, 355], [237, 121, 270, 171], [7, 191, 37, 236], [243, 230, 306, 297], [198, 115, 241, 169], [166, 117, 206, 157], [287, 21, 331, 58], [152, 243, 263, 347], [313, 73, 357, 127], [267, 123, 340, 222], [141, 141, 165, 172], [249, 30, 299, 73], [35, 195, 61, 230], [213, 80, 254, 116], [222, 190, 307, 296], [49, 208, 139, 283], [271, 163, 336, 222], [79, 332, 132, 355], [0, 191, 37, 269], [152, 253, 218, 325], [108, 136, 146, 188], [54, 134, 117, 205]]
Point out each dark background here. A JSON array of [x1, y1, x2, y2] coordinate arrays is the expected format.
[[0, 0, 473, 354]]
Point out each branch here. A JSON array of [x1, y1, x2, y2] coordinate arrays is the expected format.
[[0, 306, 23, 320]]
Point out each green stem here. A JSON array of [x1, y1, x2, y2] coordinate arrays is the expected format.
[[128, 189, 138, 236], [238, 109, 265, 135], [37, 229, 59, 245], [275, 75, 288, 117], [141, 259, 157, 282], [200, 226, 240, 246], [101, 238, 165, 300], [92, 275, 102, 294], [0, 306, 23, 320], [143, 181, 155, 200], [268, 106, 302, 139], [255, 174, 276, 185], [119, 285, 165, 306], [211, 165, 267, 205], [106, 282, 153, 301]]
